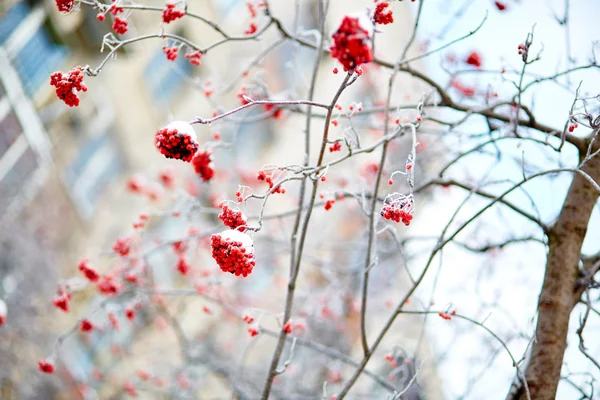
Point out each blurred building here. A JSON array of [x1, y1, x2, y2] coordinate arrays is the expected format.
[[0, 0, 444, 398]]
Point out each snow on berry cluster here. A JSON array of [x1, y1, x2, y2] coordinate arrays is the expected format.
[[373, 2, 394, 25], [155, 121, 199, 162], [218, 202, 247, 231], [50, 66, 88, 107], [381, 193, 414, 226], [330, 16, 374, 72], [192, 150, 215, 181], [211, 230, 255, 277], [162, 3, 185, 23]]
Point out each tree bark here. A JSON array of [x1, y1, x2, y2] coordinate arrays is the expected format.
[[516, 149, 600, 400]]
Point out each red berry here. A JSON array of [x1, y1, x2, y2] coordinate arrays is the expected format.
[[125, 307, 136, 321], [113, 237, 132, 256], [465, 51, 483, 68], [245, 22, 258, 35], [38, 359, 55, 374], [97, 274, 123, 296], [176, 257, 191, 275], [80, 319, 94, 332], [78, 259, 100, 282]]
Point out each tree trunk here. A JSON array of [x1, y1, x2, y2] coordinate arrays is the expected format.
[[516, 150, 600, 400]]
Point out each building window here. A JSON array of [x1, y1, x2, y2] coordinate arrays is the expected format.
[[0, 1, 67, 96], [12, 26, 67, 96], [64, 133, 125, 220], [144, 44, 193, 107], [0, 1, 28, 43], [0, 147, 37, 212]]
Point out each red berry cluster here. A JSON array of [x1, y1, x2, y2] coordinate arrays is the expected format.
[[245, 22, 258, 35], [247, 1, 257, 18], [127, 175, 145, 193], [568, 123, 579, 132], [173, 240, 187, 255], [283, 320, 292, 334], [192, 150, 215, 181], [108, 2, 124, 15], [185, 51, 202, 66], [517, 42, 530, 62], [55, 0, 74, 12], [162, 46, 178, 61], [329, 141, 342, 152], [50, 66, 88, 107], [112, 17, 128, 35], [211, 230, 255, 277], [124, 381, 137, 397], [218, 203, 247, 231], [257, 170, 286, 194], [176, 257, 190, 275], [125, 307, 136, 320], [80, 319, 94, 333], [162, 3, 185, 23], [438, 310, 456, 320], [465, 51, 482, 68], [330, 16, 374, 72], [381, 202, 413, 226], [38, 359, 55, 374], [108, 312, 120, 330], [494, 1, 507, 11], [237, 86, 250, 105], [155, 123, 199, 162], [113, 237, 132, 256], [324, 199, 335, 211], [248, 326, 260, 337], [97, 274, 123, 296], [450, 79, 475, 97], [373, 2, 394, 25], [263, 103, 283, 119], [78, 259, 100, 282], [53, 291, 71, 312], [243, 314, 255, 324], [384, 353, 398, 367], [159, 166, 176, 188]]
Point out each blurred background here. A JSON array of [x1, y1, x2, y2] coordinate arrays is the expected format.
[[0, 0, 598, 399]]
